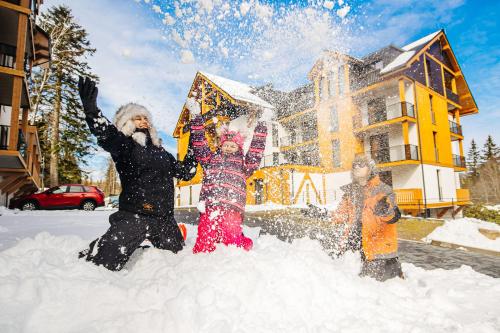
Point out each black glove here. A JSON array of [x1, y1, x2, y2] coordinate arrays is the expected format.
[[78, 76, 99, 117], [374, 196, 391, 216]]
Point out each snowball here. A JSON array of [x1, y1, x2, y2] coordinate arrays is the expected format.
[[323, 1, 334, 10], [162, 13, 175, 25], [152, 5, 162, 13], [240, 1, 251, 16], [180, 50, 195, 64], [336, 5, 350, 18]]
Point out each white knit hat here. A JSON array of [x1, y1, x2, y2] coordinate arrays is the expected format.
[[113, 103, 161, 147]]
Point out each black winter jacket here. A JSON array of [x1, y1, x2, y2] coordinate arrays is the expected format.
[[86, 111, 197, 217]]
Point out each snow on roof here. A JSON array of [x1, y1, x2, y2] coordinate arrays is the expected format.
[[199, 71, 274, 109], [402, 30, 442, 51], [380, 50, 416, 74], [380, 30, 442, 74]]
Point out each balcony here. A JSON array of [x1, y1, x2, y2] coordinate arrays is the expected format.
[[368, 144, 419, 164], [280, 133, 318, 148], [0, 125, 26, 151], [395, 188, 423, 209], [449, 120, 463, 136], [453, 154, 466, 168], [356, 102, 415, 130], [446, 88, 459, 105], [0, 124, 42, 189]]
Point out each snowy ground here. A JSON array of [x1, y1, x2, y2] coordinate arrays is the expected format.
[[425, 218, 500, 252], [1, 209, 499, 333]]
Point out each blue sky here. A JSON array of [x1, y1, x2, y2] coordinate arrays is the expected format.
[[45, 0, 500, 179]]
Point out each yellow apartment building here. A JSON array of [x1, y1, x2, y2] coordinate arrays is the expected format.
[[174, 29, 476, 218]]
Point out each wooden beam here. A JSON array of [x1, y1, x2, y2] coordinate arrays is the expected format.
[[0, 176, 17, 191], [0, 0, 31, 14], [4, 176, 28, 193], [9, 6, 29, 150], [0, 66, 25, 77]]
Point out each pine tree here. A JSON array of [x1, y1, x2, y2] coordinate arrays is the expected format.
[[103, 158, 121, 196], [467, 139, 480, 177], [29, 5, 98, 186], [481, 135, 499, 163]]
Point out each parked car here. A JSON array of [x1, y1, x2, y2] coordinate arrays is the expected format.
[[9, 184, 105, 211]]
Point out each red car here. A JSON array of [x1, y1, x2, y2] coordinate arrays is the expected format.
[[10, 184, 105, 211]]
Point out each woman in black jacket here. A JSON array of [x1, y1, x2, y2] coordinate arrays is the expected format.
[[78, 76, 197, 271]]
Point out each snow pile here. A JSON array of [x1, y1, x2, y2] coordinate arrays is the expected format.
[[485, 204, 500, 212], [425, 218, 500, 252], [1, 210, 500, 332]]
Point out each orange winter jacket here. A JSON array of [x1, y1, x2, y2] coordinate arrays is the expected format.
[[331, 175, 400, 261]]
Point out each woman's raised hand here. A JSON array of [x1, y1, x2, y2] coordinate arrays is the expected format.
[[78, 76, 99, 117]]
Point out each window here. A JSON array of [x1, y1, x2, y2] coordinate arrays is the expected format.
[[436, 170, 442, 201], [332, 139, 341, 168], [433, 131, 439, 162], [69, 185, 85, 193], [374, 61, 384, 70], [51, 186, 67, 194], [272, 124, 279, 148], [367, 98, 386, 125], [0, 54, 14, 68], [379, 171, 393, 187], [330, 104, 339, 132], [319, 76, 328, 101], [425, 58, 433, 88], [429, 95, 436, 124], [328, 72, 336, 98], [369, 133, 390, 164], [338, 64, 345, 96], [273, 152, 279, 166], [84, 186, 92, 192]]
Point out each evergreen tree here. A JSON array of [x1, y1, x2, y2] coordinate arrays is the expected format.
[[29, 5, 98, 186], [481, 135, 499, 163], [103, 158, 121, 196], [467, 139, 480, 177]]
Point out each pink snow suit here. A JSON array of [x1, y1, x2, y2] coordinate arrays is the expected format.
[[190, 115, 267, 253]]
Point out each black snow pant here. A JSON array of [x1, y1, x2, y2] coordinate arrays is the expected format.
[[359, 257, 404, 282], [82, 210, 184, 271]]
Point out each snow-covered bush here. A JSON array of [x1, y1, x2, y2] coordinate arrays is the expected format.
[[464, 204, 500, 225]]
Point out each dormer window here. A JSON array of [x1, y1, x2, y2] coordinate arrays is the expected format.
[[374, 61, 384, 70]]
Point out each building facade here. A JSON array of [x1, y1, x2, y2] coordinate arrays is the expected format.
[[174, 30, 476, 218], [0, 0, 49, 205]]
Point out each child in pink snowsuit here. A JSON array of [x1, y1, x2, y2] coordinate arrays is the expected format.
[[189, 110, 267, 253]]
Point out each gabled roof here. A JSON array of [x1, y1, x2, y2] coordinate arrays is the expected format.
[[172, 71, 275, 137], [380, 29, 442, 74], [199, 72, 274, 109]]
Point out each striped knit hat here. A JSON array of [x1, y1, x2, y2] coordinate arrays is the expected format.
[[220, 130, 245, 150]]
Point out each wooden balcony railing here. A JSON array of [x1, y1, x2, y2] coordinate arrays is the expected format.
[[394, 188, 423, 208], [0, 123, 42, 189]]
